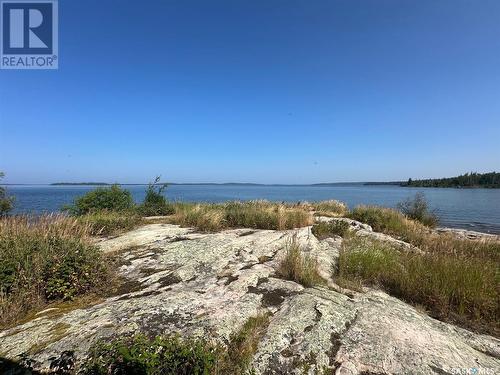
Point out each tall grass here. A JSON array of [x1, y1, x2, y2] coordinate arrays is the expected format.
[[0, 215, 109, 327], [349, 205, 500, 263], [78, 210, 143, 236], [169, 201, 313, 232], [337, 236, 499, 335], [278, 234, 324, 287], [310, 200, 348, 217]]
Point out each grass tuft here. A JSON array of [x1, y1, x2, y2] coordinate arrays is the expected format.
[[169, 200, 313, 232], [312, 220, 350, 239], [278, 234, 325, 287], [0, 215, 110, 327], [337, 236, 499, 336]]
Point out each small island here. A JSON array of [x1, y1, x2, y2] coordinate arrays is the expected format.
[[402, 172, 499, 188]]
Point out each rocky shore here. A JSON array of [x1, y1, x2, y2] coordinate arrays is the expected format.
[[0, 218, 499, 374]]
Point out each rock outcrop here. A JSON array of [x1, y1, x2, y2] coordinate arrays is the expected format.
[[0, 223, 499, 374]]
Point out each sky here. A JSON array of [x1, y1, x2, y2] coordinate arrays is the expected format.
[[1, 0, 499, 184]]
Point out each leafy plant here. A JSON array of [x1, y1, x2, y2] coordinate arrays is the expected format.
[[63, 184, 134, 216], [397, 192, 438, 227], [0, 172, 14, 216], [137, 176, 174, 216], [81, 334, 219, 375]]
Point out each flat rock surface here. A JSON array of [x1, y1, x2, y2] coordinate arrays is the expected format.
[[0, 223, 499, 374]]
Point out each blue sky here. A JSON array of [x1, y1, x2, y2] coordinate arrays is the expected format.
[[1, 0, 499, 184]]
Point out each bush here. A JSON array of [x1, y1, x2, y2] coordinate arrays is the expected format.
[[81, 334, 220, 375], [79, 210, 143, 236], [312, 220, 350, 239], [0, 172, 14, 216], [337, 236, 499, 335], [64, 185, 134, 216], [278, 234, 324, 287], [397, 192, 438, 227], [0, 215, 109, 326], [137, 176, 174, 216]]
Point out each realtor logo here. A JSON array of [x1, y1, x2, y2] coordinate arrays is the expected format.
[[1, 0, 58, 69]]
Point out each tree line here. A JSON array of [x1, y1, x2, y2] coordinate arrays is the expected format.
[[403, 172, 500, 188]]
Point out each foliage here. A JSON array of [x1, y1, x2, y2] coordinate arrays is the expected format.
[[312, 220, 350, 239], [0, 172, 14, 216], [337, 236, 499, 336], [0, 215, 109, 326], [63, 184, 134, 215], [397, 192, 438, 227], [278, 234, 324, 287], [403, 171, 500, 188], [79, 210, 143, 236], [137, 176, 174, 216], [81, 334, 219, 375]]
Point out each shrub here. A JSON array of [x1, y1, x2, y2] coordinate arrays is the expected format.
[[0, 215, 109, 326], [0, 172, 14, 216], [312, 220, 350, 239], [79, 210, 143, 236], [337, 236, 499, 335], [397, 192, 438, 227], [278, 234, 324, 287], [63, 185, 134, 216], [137, 176, 175, 216], [81, 334, 219, 375]]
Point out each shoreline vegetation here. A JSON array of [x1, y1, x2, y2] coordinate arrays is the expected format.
[[1, 174, 499, 372]]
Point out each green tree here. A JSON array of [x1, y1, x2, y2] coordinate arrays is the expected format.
[[0, 172, 14, 216], [137, 176, 174, 216]]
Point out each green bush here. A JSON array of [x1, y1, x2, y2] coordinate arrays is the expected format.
[[0, 172, 14, 216], [64, 185, 134, 215], [81, 334, 219, 375], [397, 192, 438, 227], [137, 177, 174, 216], [312, 220, 350, 239]]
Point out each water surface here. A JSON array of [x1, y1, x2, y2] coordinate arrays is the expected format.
[[5, 184, 500, 234]]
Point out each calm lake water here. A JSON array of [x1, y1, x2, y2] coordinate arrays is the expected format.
[[4, 184, 500, 234]]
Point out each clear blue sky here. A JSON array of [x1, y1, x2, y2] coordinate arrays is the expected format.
[[1, 0, 499, 184]]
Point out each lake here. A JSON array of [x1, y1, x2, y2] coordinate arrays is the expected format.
[[4, 184, 500, 234]]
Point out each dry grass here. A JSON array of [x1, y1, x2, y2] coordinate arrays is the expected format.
[[278, 234, 325, 287], [310, 200, 348, 217], [78, 210, 143, 236], [312, 220, 350, 239], [218, 313, 270, 374], [337, 236, 500, 336], [0, 214, 110, 327], [169, 200, 313, 232]]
